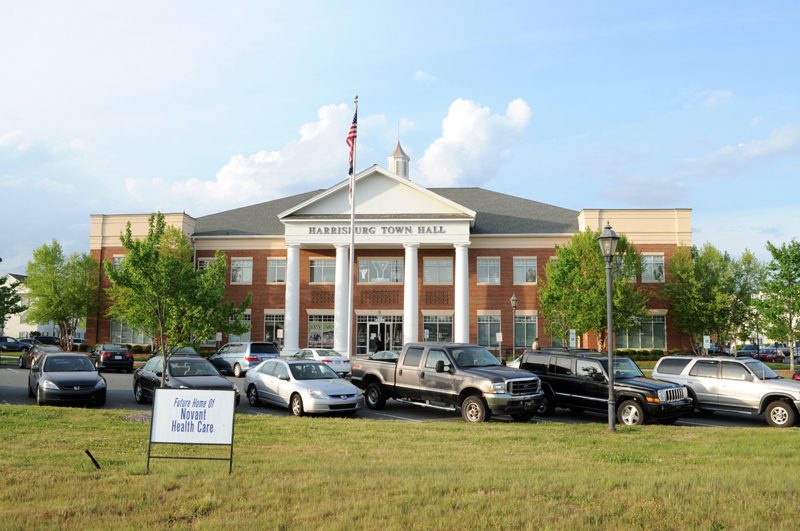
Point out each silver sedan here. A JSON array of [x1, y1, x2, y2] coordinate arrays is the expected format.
[[244, 359, 363, 416]]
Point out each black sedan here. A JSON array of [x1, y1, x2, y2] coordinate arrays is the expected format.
[[0, 336, 27, 352], [27, 352, 107, 407], [133, 355, 240, 406], [89, 343, 134, 372]]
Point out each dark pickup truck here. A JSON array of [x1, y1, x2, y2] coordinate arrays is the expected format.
[[350, 342, 544, 423], [518, 349, 693, 425]]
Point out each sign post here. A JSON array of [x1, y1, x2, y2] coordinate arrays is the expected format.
[[147, 388, 236, 474], [569, 329, 577, 349]]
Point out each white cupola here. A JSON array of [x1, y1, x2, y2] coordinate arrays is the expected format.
[[388, 141, 410, 179]]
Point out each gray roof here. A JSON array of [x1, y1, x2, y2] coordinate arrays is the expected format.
[[193, 187, 578, 237], [432, 188, 578, 234], [194, 190, 323, 236], [390, 141, 409, 159]]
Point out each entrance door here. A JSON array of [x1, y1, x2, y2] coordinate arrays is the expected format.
[[368, 321, 402, 353]]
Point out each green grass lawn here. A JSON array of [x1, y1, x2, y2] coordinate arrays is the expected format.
[[1, 405, 798, 529]]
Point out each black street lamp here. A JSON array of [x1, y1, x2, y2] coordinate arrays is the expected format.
[[510, 293, 518, 360], [597, 222, 620, 432]]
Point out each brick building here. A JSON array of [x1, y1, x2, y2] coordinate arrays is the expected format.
[[86, 143, 693, 355]]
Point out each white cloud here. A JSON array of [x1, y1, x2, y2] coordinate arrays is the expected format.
[[413, 70, 437, 83], [681, 124, 800, 177], [416, 98, 532, 187], [700, 90, 733, 108], [126, 104, 357, 213], [0, 130, 32, 151], [749, 115, 763, 127]]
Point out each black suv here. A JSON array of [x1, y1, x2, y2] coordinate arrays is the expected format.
[[518, 349, 693, 425]]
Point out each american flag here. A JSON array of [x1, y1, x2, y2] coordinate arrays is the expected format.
[[346, 109, 357, 204]]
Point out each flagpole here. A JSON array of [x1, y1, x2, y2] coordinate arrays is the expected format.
[[346, 95, 358, 359]]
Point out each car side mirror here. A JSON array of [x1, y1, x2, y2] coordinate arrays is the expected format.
[[155, 371, 162, 378], [593, 372, 606, 382], [435, 360, 452, 373], [279, 375, 290, 381]]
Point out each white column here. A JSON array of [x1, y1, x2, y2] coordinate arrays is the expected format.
[[282, 244, 300, 355], [333, 244, 350, 353], [454, 243, 470, 343], [403, 243, 419, 344]]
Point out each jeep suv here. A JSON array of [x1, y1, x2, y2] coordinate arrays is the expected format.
[[652, 356, 800, 427], [518, 349, 692, 425]]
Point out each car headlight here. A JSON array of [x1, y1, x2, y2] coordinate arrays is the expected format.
[[179, 385, 189, 389], [40, 379, 59, 390], [307, 389, 326, 398], [94, 379, 106, 389], [487, 382, 506, 394]]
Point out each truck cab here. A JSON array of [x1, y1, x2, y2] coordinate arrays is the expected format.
[[351, 342, 544, 423]]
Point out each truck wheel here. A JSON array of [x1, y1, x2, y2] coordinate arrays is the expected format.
[[365, 382, 386, 410], [617, 400, 644, 425], [765, 400, 796, 427], [535, 390, 555, 417], [461, 395, 490, 423], [510, 411, 535, 422]]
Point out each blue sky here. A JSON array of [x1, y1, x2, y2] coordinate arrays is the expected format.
[[1, 1, 798, 275]]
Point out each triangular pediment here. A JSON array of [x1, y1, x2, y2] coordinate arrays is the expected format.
[[278, 166, 476, 221]]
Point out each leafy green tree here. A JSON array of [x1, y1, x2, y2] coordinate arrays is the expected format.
[[758, 240, 800, 371], [24, 241, 99, 350], [539, 228, 648, 352], [661, 245, 764, 354], [0, 275, 27, 332], [105, 213, 250, 386]]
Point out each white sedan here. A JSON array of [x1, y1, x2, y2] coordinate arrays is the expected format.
[[286, 348, 351, 377], [244, 359, 363, 416]]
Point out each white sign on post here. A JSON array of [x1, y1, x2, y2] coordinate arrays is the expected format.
[[150, 388, 235, 445], [569, 329, 577, 348], [495, 332, 503, 343], [703, 335, 711, 350]]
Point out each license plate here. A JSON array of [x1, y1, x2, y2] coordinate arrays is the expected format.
[[114, 355, 122, 360], [523, 400, 533, 410]]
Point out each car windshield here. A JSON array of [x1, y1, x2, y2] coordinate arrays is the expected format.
[[102, 345, 127, 352], [452, 347, 501, 368], [290, 362, 339, 380], [599, 357, 644, 378], [168, 359, 219, 377], [744, 360, 780, 380], [44, 356, 95, 372]]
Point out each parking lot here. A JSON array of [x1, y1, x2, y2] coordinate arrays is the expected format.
[[0, 362, 770, 428]]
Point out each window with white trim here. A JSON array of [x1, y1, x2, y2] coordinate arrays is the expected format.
[[477, 315, 501, 347], [641, 255, 665, 283], [310, 259, 335, 283], [264, 313, 284, 347], [423, 315, 453, 343], [231, 259, 253, 284], [358, 258, 404, 284], [111, 255, 124, 270], [514, 315, 537, 348], [110, 318, 151, 344], [616, 315, 666, 349], [423, 258, 453, 284], [267, 258, 286, 284], [477, 258, 500, 284], [308, 315, 334, 348], [513, 257, 537, 284], [197, 258, 214, 270]]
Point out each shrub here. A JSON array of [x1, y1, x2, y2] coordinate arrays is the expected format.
[[131, 344, 143, 354]]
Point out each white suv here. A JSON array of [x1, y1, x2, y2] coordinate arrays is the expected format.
[[652, 356, 800, 427]]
